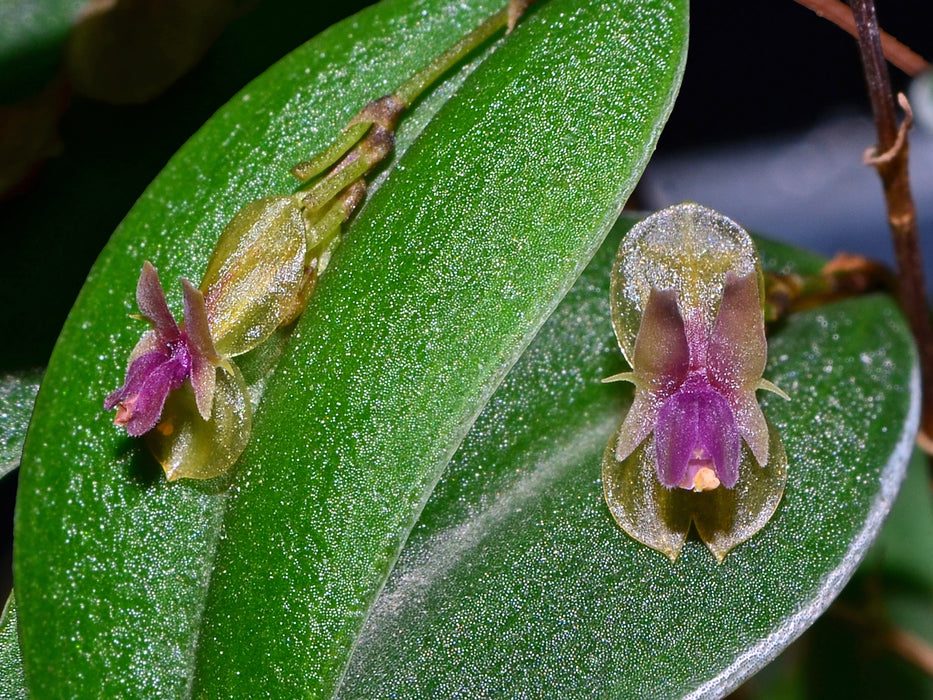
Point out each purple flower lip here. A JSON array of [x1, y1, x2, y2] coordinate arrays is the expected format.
[[654, 373, 740, 490], [104, 340, 191, 436], [105, 262, 219, 437]]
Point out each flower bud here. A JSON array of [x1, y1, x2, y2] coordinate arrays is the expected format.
[[200, 196, 311, 358]]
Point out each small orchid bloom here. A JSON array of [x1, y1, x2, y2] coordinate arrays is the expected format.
[[602, 203, 788, 562], [104, 193, 325, 481], [106, 260, 265, 481], [105, 262, 219, 436]]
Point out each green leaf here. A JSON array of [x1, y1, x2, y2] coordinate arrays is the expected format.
[[0, 0, 84, 99], [0, 594, 26, 700], [779, 449, 933, 698], [0, 370, 42, 479], [0, 373, 39, 697], [338, 221, 919, 698], [14, 0, 687, 697]]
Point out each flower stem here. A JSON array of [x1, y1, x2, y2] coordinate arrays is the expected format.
[[763, 254, 895, 323], [849, 0, 933, 450], [394, 3, 516, 107], [791, 0, 929, 76], [290, 0, 533, 188]]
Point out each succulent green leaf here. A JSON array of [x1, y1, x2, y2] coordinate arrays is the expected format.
[[0, 594, 26, 700], [13, 0, 688, 697], [0, 370, 42, 478], [773, 449, 933, 699], [338, 222, 919, 698]]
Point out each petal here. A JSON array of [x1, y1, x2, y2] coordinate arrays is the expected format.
[[602, 423, 692, 561], [182, 278, 218, 420], [189, 355, 217, 421], [707, 271, 766, 392], [732, 390, 770, 468], [136, 262, 181, 342], [655, 381, 740, 489], [614, 387, 663, 463], [118, 358, 182, 436], [706, 271, 776, 469], [182, 278, 218, 362], [148, 362, 252, 481], [125, 329, 164, 367], [104, 349, 170, 410], [613, 286, 691, 463], [631, 287, 689, 392]]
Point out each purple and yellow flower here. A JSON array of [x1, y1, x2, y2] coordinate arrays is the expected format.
[[105, 262, 220, 436], [602, 203, 788, 561], [104, 196, 316, 480], [105, 261, 255, 481]]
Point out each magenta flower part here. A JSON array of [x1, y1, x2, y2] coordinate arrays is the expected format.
[[615, 270, 770, 490], [654, 374, 741, 489], [104, 262, 218, 437]]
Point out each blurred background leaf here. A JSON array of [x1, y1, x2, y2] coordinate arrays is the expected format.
[[0, 0, 83, 99], [0, 371, 41, 477], [0, 594, 25, 700], [65, 0, 256, 104]]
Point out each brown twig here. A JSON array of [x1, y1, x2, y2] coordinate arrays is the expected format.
[[834, 601, 933, 677], [888, 626, 933, 677], [792, 0, 930, 76], [763, 253, 896, 323], [831, 601, 933, 678], [849, 0, 933, 452]]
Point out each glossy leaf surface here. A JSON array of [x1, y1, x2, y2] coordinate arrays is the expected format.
[[769, 450, 933, 699], [0, 595, 25, 700], [13, 0, 688, 697], [339, 223, 918, 698], [0, 371, 41, 477]]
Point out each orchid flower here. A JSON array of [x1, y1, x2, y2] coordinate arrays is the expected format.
[[105, 188, 359, 480], [104, 262, 219, 436], [602, 203, 789, 562], [104, 261, 250, 480]]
